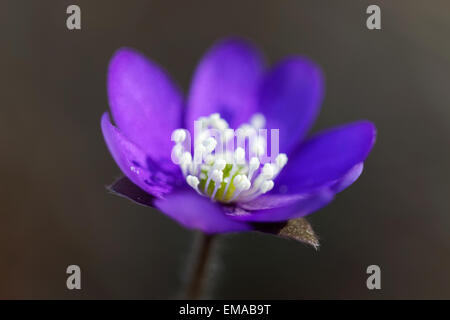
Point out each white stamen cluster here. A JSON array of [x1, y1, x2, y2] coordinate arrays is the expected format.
[[171, 113, 287, 203]]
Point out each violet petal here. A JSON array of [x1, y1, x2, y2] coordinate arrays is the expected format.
[[331, 162, 364, 193], [257, 57, 324, 154], [107, 48, 183, 162], [276, 121, 376, 194], [186, 38, 264, 133], [227, 190, 334, 222], [154, 188, 253, 234], [238, 193, 308, 211], [101, 113, 178, 198]]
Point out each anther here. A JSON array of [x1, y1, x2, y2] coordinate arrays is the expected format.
[[260, 180, 274, 193], [248, 157, 260, 180], [171, 129, 187, 143], [172, 144, 184, 159], [210, 169, 224, 199], [180, 152, 192, 176], [261, 163, 275, 179], [229, 175, 251, 202], [213, 158, 227, 171], [202, 137, 217, 153], [276, 153, 288, 169], [250, 113, 266, 129], [234, 147, 246, 165], [186, 175, 201, 194]]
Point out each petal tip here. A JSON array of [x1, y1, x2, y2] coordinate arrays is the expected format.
[[277, 55, 325, 82], [109, 47, 142, 64], [100, 111, 113, 137], [355, 120, 377, 151], [211, 36, 261, 54]]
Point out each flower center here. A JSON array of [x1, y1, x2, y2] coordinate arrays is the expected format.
[[171, 113, 287, 203]]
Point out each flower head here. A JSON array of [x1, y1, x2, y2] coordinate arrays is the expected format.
[[101, 38, 376, 242]]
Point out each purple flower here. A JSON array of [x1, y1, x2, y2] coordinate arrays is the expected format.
[[101, 38, 376, 238]]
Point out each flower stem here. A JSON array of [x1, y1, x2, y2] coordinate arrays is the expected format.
[[186, 233, 215, 299]]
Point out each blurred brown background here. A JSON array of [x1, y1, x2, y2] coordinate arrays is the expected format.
[[1, 0, 449, 299]]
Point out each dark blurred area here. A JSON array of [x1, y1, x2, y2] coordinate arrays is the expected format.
[[1, 0, 449, 299]]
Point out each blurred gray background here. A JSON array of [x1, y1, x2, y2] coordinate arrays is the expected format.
[[1, 0, 449, 299]]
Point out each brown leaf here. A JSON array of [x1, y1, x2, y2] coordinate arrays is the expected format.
[[253, 217, 320, 249], [277, 218, 320, 249]]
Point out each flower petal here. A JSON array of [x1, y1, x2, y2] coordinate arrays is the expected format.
[[258, 57, 324, 154], [238, 193, 307, 211], [186, 38, 264, 133], [107, 48, 183, 161], [154, 188, 253, 234], [276, 121, 376, 194], [331, 162, 364, 193], [227, 190, 334, 222], [101, 113, 181, 199]]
